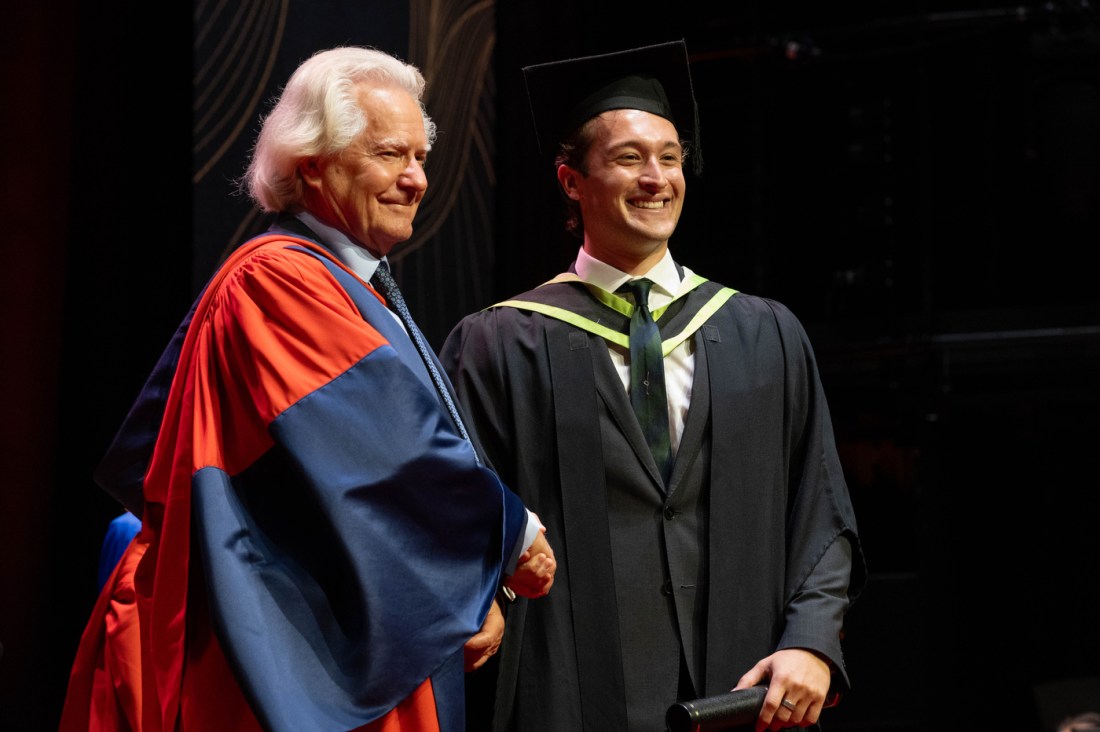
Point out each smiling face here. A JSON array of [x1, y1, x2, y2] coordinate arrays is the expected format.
[[557, 108, 685, 274], [299, 83, 430, 257]]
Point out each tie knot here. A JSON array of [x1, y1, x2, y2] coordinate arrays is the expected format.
[[371, 262, 396, 291], [626, 278, 654, 308]]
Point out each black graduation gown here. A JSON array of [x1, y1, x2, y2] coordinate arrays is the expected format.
[[440, 274, 866, 732]]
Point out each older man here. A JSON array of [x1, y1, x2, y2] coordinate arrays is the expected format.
[[61, 46, 554, 732]]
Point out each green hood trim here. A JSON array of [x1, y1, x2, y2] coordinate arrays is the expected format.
[[494, 273, 737, 355]]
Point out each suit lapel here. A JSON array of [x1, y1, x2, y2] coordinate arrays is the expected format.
[[667, 328, 712, 499], [592, 345, 668, 493]]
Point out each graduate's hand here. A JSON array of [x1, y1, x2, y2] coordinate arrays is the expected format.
[[504, 527, 556, 598], [463, 598, 504, 671], [733, 648, 832, 731]]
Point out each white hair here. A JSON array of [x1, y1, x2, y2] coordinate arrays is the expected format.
[[243, 46, 436, 212]]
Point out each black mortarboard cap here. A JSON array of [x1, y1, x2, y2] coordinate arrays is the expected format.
[[522, 39, 702, 174]]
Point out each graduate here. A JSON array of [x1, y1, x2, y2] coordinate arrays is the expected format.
[[441, 40, 866, 732]]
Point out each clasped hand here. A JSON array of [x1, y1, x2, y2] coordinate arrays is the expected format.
[[504, 525, 556, 598], [464, 526, 556, 672]]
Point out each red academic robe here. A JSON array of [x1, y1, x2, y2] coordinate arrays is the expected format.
[[61, 232, 525, 731]]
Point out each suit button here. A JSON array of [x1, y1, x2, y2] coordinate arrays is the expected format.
[[661, 579, 673, 596], [664, 507, 676, 520]]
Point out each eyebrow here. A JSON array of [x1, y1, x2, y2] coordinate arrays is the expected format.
[[370, 137, 431, 154], [606, 139, 682, 153]]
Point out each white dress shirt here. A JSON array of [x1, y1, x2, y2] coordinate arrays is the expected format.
[[573, 247, 697, 458]]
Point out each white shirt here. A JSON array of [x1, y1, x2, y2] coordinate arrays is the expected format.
[[573, 247, 697, 458], [295, 211, 381, 280]]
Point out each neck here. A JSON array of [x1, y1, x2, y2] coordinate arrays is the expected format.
[[582, 238, 668, 276]]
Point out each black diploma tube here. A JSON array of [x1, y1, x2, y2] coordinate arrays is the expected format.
[[665, 686, 768, 732]]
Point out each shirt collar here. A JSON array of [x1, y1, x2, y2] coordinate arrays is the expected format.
[[574, 246, 689, 306], [294, 211, 387, 282]]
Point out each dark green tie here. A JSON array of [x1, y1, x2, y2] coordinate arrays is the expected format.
[[626, 278, 671, 481]]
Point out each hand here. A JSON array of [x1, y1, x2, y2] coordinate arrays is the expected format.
[[463, 598, 505, 671], [503, 527, 556, 599], [732, 648, 831, 731]]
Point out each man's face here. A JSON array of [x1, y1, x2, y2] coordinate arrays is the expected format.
[[303, 84, 429, 257], [560, 109, 685, 270]]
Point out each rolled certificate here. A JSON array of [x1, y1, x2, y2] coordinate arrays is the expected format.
[[665, 686, 767, 732]]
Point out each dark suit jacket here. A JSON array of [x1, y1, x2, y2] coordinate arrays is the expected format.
[[441, 273, 866, 732]]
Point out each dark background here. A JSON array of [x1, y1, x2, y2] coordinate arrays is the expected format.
[[3, 1, 1098, 731]]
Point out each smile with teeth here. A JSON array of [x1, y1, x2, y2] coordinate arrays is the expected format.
[[631, 200, 666, 209]]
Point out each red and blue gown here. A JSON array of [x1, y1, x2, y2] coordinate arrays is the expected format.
[[60, 225, 527, 732]]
